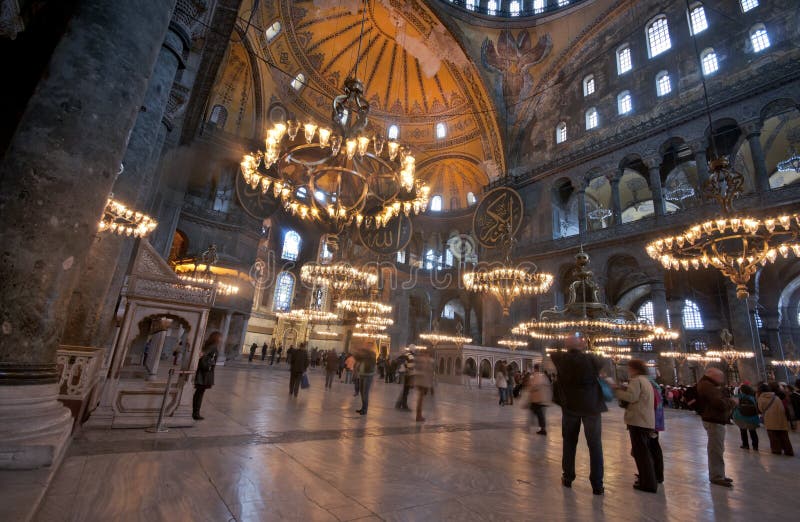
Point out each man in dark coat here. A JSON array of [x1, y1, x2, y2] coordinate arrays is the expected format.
[[248, 342, 257, 362], [194, 332, 220, 420], [261, 341, 268, 361], [696, 367, 737, 487], [289, 342, 309, 397], [550, 334, 607, 495], [269, 339, 277, 365]]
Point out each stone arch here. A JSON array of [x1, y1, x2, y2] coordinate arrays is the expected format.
[[479, 359, 492, 379], [464, 357, 477, 377], [552, 177, 578, 239]]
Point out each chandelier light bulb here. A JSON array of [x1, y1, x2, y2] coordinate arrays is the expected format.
[[304, 122, 317, 143], [345, 138, 357, 160], [387, 141, 400, 161], [357, 136, 370, 156], [273, 122, 287, 141], [287, 119, 300, 140], [318, 127, 332, 148], [374, 135, 385, 156], [330, 134, 342, 156]]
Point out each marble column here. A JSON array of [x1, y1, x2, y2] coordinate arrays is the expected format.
[[216, 311, 233, 366], [0, 0, 177, 469], [610, 174, 623, 226], [694, 146, 710, 187], [62, 11, 191, 350], [744, 122, 770, 193], [576, 187, 587, 237], [650, 281, 673, 383], [646, 161, 666, 219]]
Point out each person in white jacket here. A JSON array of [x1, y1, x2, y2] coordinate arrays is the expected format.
[[527, 364, 553, 435], [613, 359, 657, 493]]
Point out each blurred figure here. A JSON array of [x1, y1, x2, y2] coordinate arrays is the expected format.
[[550, 334, 607, 495], [288, 342, 309, 397], [414, 350, 434, 422], [396, 350, 414, 410], [248, 341, 257, 362], [269, 339, 277, 365], [758, 382, 794, 456], [193, 332, 220, 420], [613, 359, 657, 493], [527, 364, 552, 435], [261, 341, 268, 361], [696, 367, 737, 487], [344, 353, 356, 384], [791, 379, 800, 430], [325, 350, 338, 389], [733, 383, 760, 451], [355, 346, 377, 415], [276, 344, 283, 364], [495, 362, 508, 406]]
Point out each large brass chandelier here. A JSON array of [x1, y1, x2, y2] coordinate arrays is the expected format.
[[646, 158, 800, 299], [513, 250, 678, 350], [464, 223, 553, 315], [300, 260, 377, 295]]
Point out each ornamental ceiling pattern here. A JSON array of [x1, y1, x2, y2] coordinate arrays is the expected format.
[[238, 0, 505, 211]]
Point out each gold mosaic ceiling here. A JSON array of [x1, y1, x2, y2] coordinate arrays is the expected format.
[[243, 0, 505, 211]]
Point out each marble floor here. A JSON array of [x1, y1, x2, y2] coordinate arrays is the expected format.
[[34, 362, 800, 521]]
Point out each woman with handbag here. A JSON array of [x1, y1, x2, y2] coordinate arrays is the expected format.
[[733, 384, 760, 451], [757, 382, 794, 456]]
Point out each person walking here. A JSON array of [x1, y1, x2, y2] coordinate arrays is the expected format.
[[550, 334, 607, 495], [248, 341, 257, 362], [261, 341, 268, 361], [288, 343, 309, 397], [733, 383, 760, 451], [269, 339, 277, 366], [276, 344, 283, 364], [414, 350, 434, 422], [193, 332, 220, 420], [325, 350, 338, 389], [696, 367, 737, 487], [395, 351, 414, 410], [528, 364, 552, 435], [613, 359, 657, 493], [495, 363, 508, 406], [757, 382, 795, 456], [355, 347, 377, 415]]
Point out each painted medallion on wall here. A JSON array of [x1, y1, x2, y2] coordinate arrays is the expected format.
[[235, 169, 279, 220], [472, 187, 524, 248], [358, 214, 413, 255]]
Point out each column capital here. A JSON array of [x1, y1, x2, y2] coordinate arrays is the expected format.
[[741, 120, 763, 137]]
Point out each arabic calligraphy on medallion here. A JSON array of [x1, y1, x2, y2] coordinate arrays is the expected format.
[[358, 214, 413, 254], [472, 187, 523, 248]]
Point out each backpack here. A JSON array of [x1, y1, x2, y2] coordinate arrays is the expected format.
[[738, 395, 758, 417]]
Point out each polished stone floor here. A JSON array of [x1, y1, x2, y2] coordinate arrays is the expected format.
[[35, 362, 800, 521]]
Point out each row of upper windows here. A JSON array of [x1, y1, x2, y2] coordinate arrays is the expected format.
[[556, 21, 771, 143], [637, 299, 705, 330], [462, 0, 571, 17]]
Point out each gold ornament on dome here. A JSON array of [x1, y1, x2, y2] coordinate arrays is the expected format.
[[513, 250, 678, 349], [98, 197, 157, 238], [645, 158, 800, 300]]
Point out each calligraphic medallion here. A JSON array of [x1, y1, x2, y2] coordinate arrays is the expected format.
[[235, 170, 279, 220], [358, 214, 413, 255], [472, 187, 524, 248]]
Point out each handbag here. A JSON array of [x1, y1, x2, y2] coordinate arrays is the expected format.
[[598, 378, 614, 403], [300, 373, 310, 389]]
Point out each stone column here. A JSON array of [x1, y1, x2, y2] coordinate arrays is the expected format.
[[0, 0, 178, 469], [650, 281, 673, 383], [576, 187, 587, 237], [693, 145, 710, 187], [743, 122, 770, 193], [216, 311, 233, 366], [646, 160, 666, 219], [610, 173, 623, 226], [62, 10, 191, 349]]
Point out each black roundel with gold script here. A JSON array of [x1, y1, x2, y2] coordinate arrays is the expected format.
[[358, 214, 413, 255], [472, 187, 524, 248]]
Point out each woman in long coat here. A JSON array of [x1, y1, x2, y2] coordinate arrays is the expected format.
[[193, 331, 220, 420]]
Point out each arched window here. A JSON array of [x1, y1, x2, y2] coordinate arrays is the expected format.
[[556, 122, 567, 143], [740, 0, 758, 13], [290, 73, 305, 91], [691, 339, 708, 351], [442, 303, 456, 319], [682, 299, 704, 330], [387, 124, 399, 140], [265, 21, 282, 41], [617, 45, 633, 74], [435, 122, 446, 139], [209, 105, 228, 129], [445, 248, 454, 267], [509, 1, 521, 16], [688, 4, 708, 35], [617, 91, 633, 115], [396, 250, 406, 263], [637, 301, 655, 325], [273, 272, 295, 312], [533, 0, 545, 14], [487, 0, 497, 16], [425, 249, 437, 270], [655, 70, 671, 96], [467, 192, 477, 205], [430, 195, 442, 212], [585, 108, 599, 130], [281, 230, 301, 261], [750, 24, 770, 52], [700, 48, 718, 75], [646, 16, 672, 58], [582, 74, 595, 96]]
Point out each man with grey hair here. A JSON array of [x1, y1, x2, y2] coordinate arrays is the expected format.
[[696, 367, 737, 487]]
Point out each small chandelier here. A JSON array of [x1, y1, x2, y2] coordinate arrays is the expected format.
[[771, 360, 800, 376], [352, 331, 389, 341], [587, 205, 612, 222], [177, 273, 239, 296], [498, 338, 527, 350], [463, 222, 553, 316], [664, 183, 695, 203], [646, 159, 800, 299], [419, 332, 472, 347], [98, 196, 157, 237], [336, 299, 392, 317], [705, 329, 754, 369], [301, 261, 377, 294], [777, 151, 800, 173], [276, 308, 338, 323]]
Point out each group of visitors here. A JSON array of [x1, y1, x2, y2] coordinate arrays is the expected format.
[[494, 361, 525, 406]]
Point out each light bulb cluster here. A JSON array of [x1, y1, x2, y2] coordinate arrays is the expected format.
[[463, 268, 553, 316], [352, 331, 390, 341], [771, 360, 800, 375], [276, 309, 338, 323], [498, 338, 527, 350], [355, 322, 388, 332], [301, 262, 377, 293], [646, 213, 800, 299], [686, 354, 721, 364], [419, 333, 472, 346], [362, 315, 394, 327], [706, 349, 754, 368], [98, 197, 158, 238], [177, 274, 240, 296], [313, 329, 340, 338], [512, 319, 679, 341], [336, 299, 392, 316]]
